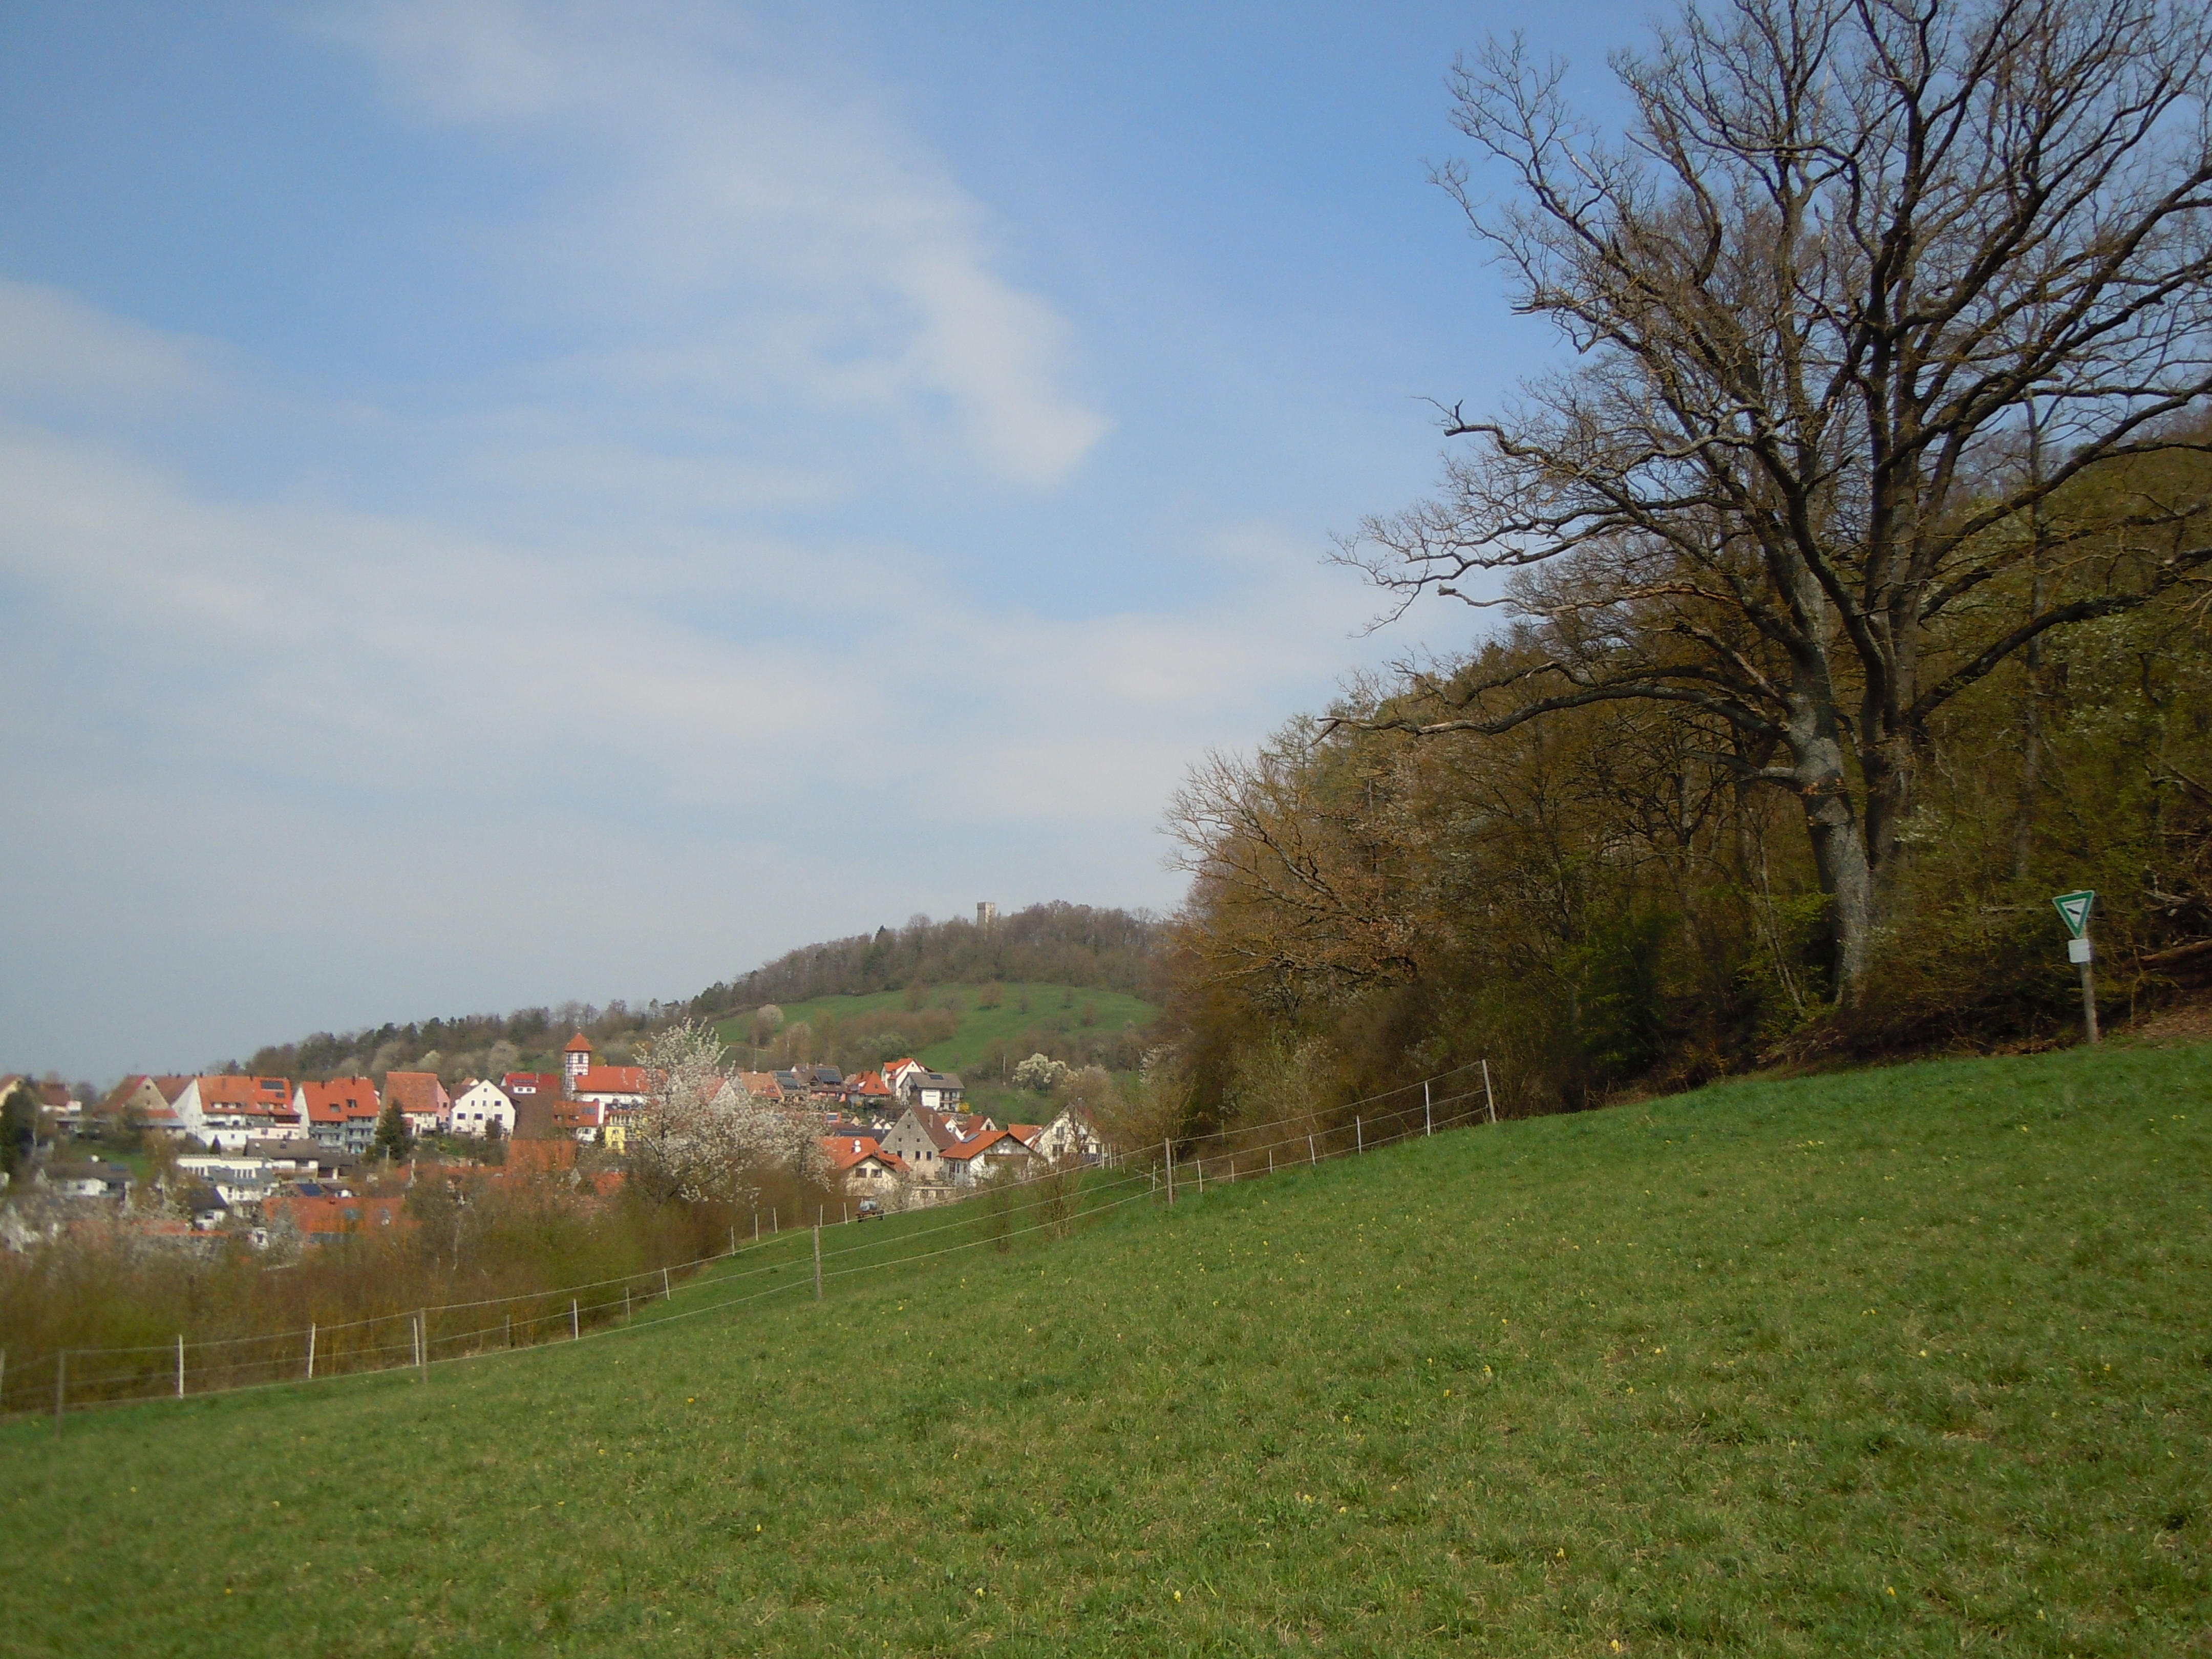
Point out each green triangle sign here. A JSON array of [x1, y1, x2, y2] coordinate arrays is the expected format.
[[2052, 890, 2094, 939]]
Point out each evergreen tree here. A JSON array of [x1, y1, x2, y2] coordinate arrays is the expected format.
[[371, 1098, 410, 1162]]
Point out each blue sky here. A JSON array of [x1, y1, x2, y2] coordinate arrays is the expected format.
[[1, 1, 1646, 1080]]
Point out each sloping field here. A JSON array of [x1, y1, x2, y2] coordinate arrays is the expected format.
[[4, 1040, 2207, 1656], [712, 982, 1156, 1076]]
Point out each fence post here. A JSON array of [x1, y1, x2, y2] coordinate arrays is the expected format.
[[754, 1211, 760, 1244], [54, 1350, 66, 1439], [1196, 1158, 1204, 1196], [1164, 1140, 1174, 1207], [773, 1208, 778, 1234], [1308, 1133, 1316, 1166], [418, 1313, 429, 1380], [1482, 1059, 1497, 1124], [505, 1313, 513, 1349], [625, 1286, 633, 1323], [177, 1333, 186, 1397], [1424, 1081, 1432, 1137], [1268, 1149, 1274, 1176], [1356, 1117, 1364, 1154], [730, 1225, 737, 1256], [663, 1266, 672, 1300], [813, 1225, 823, 1302], [570, 1300, 580, 1341], [306, 1324, 316, 1381]]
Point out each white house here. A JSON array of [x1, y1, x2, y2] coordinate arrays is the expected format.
[[448, 1080, 516, 1139], [176, 1154, 278, 1208], [939, 1127, 1036, 1188], [174, 1076, 302, 1151], [912, 1072, 965, 1111], [37, 1161, 133, 1201], [1034, 1105, 1105, 1164]]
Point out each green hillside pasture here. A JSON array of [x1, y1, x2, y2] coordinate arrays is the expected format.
[[713, 982, 1156, 1078], [4, 1039, 2208, 1656]]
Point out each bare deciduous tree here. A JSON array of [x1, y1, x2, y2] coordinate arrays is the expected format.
[[1341, 0, 2212, 996]]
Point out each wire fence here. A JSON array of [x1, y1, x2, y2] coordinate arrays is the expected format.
[[2, 1058, 1498, 1434]]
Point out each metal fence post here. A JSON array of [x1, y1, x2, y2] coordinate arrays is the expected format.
[[570, 1299, 580, 1341], [1356, 1117, 1364, 1154]]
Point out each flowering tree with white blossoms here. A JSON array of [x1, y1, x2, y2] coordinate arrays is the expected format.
[[628, 1021, 827, 1206], [1011, 1053, 1070, 1093]]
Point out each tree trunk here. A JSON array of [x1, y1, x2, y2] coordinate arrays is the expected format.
[[1785, 648, 1877, 1001]]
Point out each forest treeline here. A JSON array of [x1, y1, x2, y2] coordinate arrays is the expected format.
[[699, 903, 1162, 1015], [1145, 0, 2212, 1138], [242, 902, 1162, 1084]]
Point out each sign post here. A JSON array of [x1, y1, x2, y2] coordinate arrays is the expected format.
[[2052, 890, 2098, 1045]]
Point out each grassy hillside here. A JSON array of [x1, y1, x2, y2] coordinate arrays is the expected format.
[[712, 982, 1157, 1079], [5, 1039, 2207, 1656]]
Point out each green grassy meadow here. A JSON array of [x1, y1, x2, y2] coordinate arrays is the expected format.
[[5, 1038, 2208, 1656], [712, 982, 1156, 1078]]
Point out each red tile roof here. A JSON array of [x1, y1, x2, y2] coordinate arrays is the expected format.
[[265, 1192, 411, 1238], [382, 1072, 448, 1114], [573, 1066, 647, 1096], [564, 1032, 596, 1053], [821, 1135, 907, 1174], [298, 1078, 381, 1123], [940, 1127, 1019, 1163], [194, 1074, 295, 1112]]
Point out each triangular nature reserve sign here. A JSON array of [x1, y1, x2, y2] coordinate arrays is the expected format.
[[2052, 890, 2095, 939]]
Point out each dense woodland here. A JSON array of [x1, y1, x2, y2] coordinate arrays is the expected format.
[[1146, 0, 2212, 1136], [704, 903, 1162, 1011]]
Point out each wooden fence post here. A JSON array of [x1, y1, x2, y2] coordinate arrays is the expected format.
[[177, 1333, 186, 1398], [1356, 1117, 1364, 1154], [418, 1313, 429, 1380], [1308, 1133, 1316, 1166], [1482, 1059, 1496, 1123], [1267, 1149, 1274, 1175], [1196, 1158, 1204, 1196], [306, 1324, 316, 1381], [1164, 1140, 1174, 1207], [570, 1300, 580, 1341], [505, 1313, 513, 1349], [663, 1266, 672, 1300], [1424, 1081, 1432, 1137], [53, 1350, 66, 1439], [813, 1226, 823, 1302]]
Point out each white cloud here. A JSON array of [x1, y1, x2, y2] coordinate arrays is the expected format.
[[0, 278, 225, 409], [334, 0, 1111, 483]]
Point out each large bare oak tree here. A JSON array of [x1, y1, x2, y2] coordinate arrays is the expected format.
[[1342, 0, 2212, 997]]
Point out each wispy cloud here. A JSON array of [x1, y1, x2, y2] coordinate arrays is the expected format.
[[335, 0, 1111, 484]]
